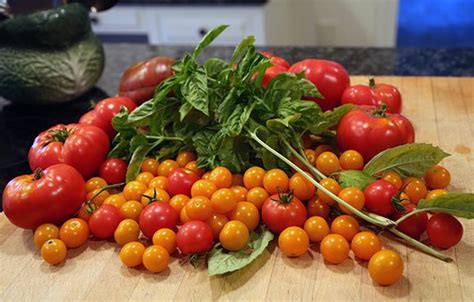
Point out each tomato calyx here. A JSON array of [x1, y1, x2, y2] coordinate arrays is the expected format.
[[371, 103, 388, 118], [33, 168, 44, 181], [48, 127, 72, 144], [141, 188, 164, 204], [271, 190, 294, 205], [369, 78, 376, 88]]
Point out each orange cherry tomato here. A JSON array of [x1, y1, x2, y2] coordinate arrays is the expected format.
[[210, 188, 237, 214], [114, 219, 140, 246], [208, 166, 233, 189], [120, 241, 145, 267], [338, 187, 365, 214], [243, 166, 266, 189], [368, 250, 404, 285], [191, 179, 217, 198], [317, 178, 341, 205], [228, 202, 260, 231], [314, 145, 333, 158], [381, 172, 402, 189], [85, 177, 108, 192], [169, 194, 190, 213], [148, 176, 169, 191], [306, 197, 330, 218], [152, 228, 177, 254], [320, 234, 349, 264], [425, 165, 451, 189], [176, 151, 196, 167], [179, 207, 191, 224], [316, 151, 341, 175], [157, 159, 179, 177], [185, 160, 205, 177], [219, 220, 250, 252], [142, 245, 169, 273], [135, 172, 154, 186], [86, 189, 110, 207], [34, 223, 59, 249], [304, 216, 329, 242], [246, 187, 269, 210], [119, 200, 143, 221], [103, 193, 126, 209], [230, 185, 248, 202], [263, 169, 289, 195], [206, 213, 229, 238], [59, 218, 89, 248], [41, 239, 67, 265], [141, 158, 159, 175], [77, 204, 94, 222], [141, 188, 170, 206], [339, 150, 364, 170], [278, 226, 309, 257], [232, 174, 244, 186], [186, 196, 213, 221], [351, 231, 382, 261], [331, 215, 360, 241], [426, 189, 447, 200], [123, 181, 148, 201], [304, 149, 317, 165], [403, 177, 428, 204], [289, 172, 315, 200]]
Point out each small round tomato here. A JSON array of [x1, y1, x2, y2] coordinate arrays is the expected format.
[[229, 202, 260, 231], [86, 189, 110, 207], [34, 223, 59, 249], [364, 179, 399, 217], [425, 165, 451, 189], [119, 200, 143, 221], [338, 187, 365, 214], [350, 231, 382, 260], [152, 228, 177, 254], [314, 145, 333, 158], [120, 241, 145, 267], [368, 250, 404, 285], [99, 158, 127, 184], [176, 151, 196, 167], [59, 218, 89, 248], [148, 176, 168, 191], [167, 168, 199, 197], [400, 192, 411, 204], [86, 177, 108, 192], [77, 204, 94, 222], [317, 178, 341, 205], [339, 150, 364, 170], [320, 234, 350, 264], [141, 188, 170, 206], [316, 152, 341, 176], [185, 161, 205, 177], [403, 177, 428, 204], [202, 172, 211, 180], [142, 245, 169, 273], [243, 166, 266, 189], [208, 166, 233, 189], [210, 188, 236, 214], [262, 193, 306, 234], [123, 181, 148, 201], [306, 197, 330, 218], [304, 216, 329, 243], [263, 169, 289, 195], [41, 239, 67, 265], [206, 213, 229, 238], [135, 172, 154, 186], [219, 220, 250, 252], [139, 202, 178, 239], [246, 187, 269, 210], [176, 221, 214, 254], [392, 203, 428, 240], [141, 158, 159, 175], [331, 215, 360, 241], [278, 226, 309, 257], [426, 189, 447, 200], [191, 180, 217, 198], [180, 207, 191, 224], [103, 194, 126, 209], [289, 173, 315, 201], [230, 186, 247, 202], [157, 159, 179, 177], [381, 172, 402, 189], [232, 174, 244, 186], [89, 205, 123, 239], [186, 196, 213, 221], [169, 194, 190, 213], [427, 213, 463, 249], [304, 149, 317, 165], [114, 219, 140, 246]]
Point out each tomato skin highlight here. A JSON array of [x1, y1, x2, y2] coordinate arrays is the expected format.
[[262, 194, 307, 234], [139, 202, 179, 239], [426, 213, 463, 249], [167, 168, 199, 197], [364, 179, 399, 217], [89, 205, 123, 239], [176, 221, 214, 255]]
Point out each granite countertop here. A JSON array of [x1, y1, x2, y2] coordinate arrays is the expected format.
[[118, 0, 267, 5]]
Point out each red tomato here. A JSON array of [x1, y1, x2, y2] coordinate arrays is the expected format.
[[364, 179, 399, 217], [79, 96, 137, 139], [288, 59, 350, 111], [99, 158, 127, 184], [427, 213, 463, 249], [176, 221, 214, 255], [260, 51, 290, 69], [341, 78, 402, 113], [336, 106, 415, 161], [2, 164, 86, 229], [392, 204, 428, 239], [89, 204, 123, 239], [261, 193, 307, 234], [167, 168, 200, 197], [119, 57, 175, 105], [139, 202, 179, 239], [28, 124, 109, 179], [261, 65, 288, 89]]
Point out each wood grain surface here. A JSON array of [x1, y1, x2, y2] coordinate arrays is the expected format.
[[0, 76, 473, 301]]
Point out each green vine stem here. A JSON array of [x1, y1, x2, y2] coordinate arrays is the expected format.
[[85, 182, 125, 212], [283, 140, 326, 180], [145, 135, 184, 141], [395, 207, 433, 225]]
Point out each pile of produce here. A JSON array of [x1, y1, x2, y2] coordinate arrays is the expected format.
[[2, 25, 473, 286]]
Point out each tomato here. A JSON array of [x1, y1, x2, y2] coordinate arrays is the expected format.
[[403, 177, 428, 205], [103, 194, 126, 209], [426, 189, 447, 200], [139, 202, 178, 239], [191, 180, 217, 198], [278, 226, 309, 257], [141, 158, 159, 175], [34, 224, 59, 249], [41, 239, 67, 265], [364, 179, 399, 217], [157, 159, 179, 177], [3, 164, 86, 229], [114, 219, 140, 245], [86, 177, 108, 192], [317, 178, 341, 205], [210, 188, 236, 214], [341, 79, 402, 113], [77, 205, 93, 222], [381, 172, 402, 189], [304, 216, 329, 243], [86, 189, 110, 207], [206, 213, 229, 238], [424, 165, 451, 189], [391, 203, 427, 240], [152, 228, 177, 254], [99, 158, 127, 184], [120, 241, 145, 267], [149, 176, 168, 191], [260, 65, 288, 89], [338, 187, 365, 214], [230, 185, 247, 202], [175, 151, 196, 167], [426, 213, 463, 249], [331, 215, 360, 241], [336, 106, 415, 161], [314, 145, 333, 158], [169, 194, 190, 213], [208, 166, 233, 189], [320, 234, 350, 264], [176, 221, 214, 254], [122, 181, 147, 202], [246, 187, 269, 210], [119, 57, 175, 104], [263, 169, 289, 195], [142, 245, 170, 273], [219, 220, 250, 252], [59, 218, 89, 248], [306, 197, 330, 218], [229, 202, 260, 231], [243, 166, 266, 189], [232, 174, 244, 186], [339, 150, 364, 171], [186, 196, 213, 221], [260, 51, 290, 69], [136, 172, 154, 186], [79, 96, 137, 139], [304, 149, 317, 165], [316, 152, 341, 176], [185, 161, 205, 177], [119, 200, 143, 221], [368, 250, 404, 285], [262, 193, 306, 234], [351, 231, 382, 261], [89, 205, 122, 239], [167, 168, 199, 197], [289, 173, 315, 201]]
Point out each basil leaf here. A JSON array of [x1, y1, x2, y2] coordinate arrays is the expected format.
[[180, 65, 209, 118], [208, 226, 274, 276], [204, 58, 228, 77], [417, 193, 474, 219], [126, 139, 162, 182], [127, 99, 154, 124], [363, 143, 450, 177], [338, 170, 376, 190], [230, 35, 255, 66], [323, 104, 355, 128], [192, 24, 229, 59]]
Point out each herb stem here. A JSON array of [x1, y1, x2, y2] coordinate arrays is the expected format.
[[146, 135, 184, 141], [283, 140, 325, 180], [395, 208, 433, 225]]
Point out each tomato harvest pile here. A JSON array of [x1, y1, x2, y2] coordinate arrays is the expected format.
[[2, 25, 473, 287]]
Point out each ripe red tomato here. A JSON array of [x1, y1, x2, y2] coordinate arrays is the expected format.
[[261, 193, 307, 234], [341, 79, 402, 113], [28, 124, 109, 179], [288, 59, 350, 111], [139, 202, 179, 239], [176, 221, 214, 255], [119, 57, 175, 105], [79, 96, 137, 139], [364, 179, 399, 217], [427, 213, 463, 249], [392, 204, 428, 239], [260, 51, 290, 69], [99, 158, 127, 184], [3, 164, 86, 229], [167, 168, 200, 197], [336, 106, 415, 161], [260, 65, 288, 89], [88, 204, 123, 239]]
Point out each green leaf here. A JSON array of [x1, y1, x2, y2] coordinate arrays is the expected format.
[[338, 170, 377, 190], [192, 24, 229, 59], [363, 143, 450, 177], [204, 58, 229, 77], [180, 65, 209, 118], [208, 226, 274, 276], [126, 139, 162, 182], [230, 35, 256, 65], [417, 192, 474, 219], [322, 104, 355, 128], [127, 99, 154, 124]]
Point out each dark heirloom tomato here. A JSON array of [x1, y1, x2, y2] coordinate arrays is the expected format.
[[28, 123, 110, 179], [119, 57, 175, 105], [260, 51, 290, 69], [336, 106, 415, 161], [2, 164, 86, 229], [262, 193, 307, 234]]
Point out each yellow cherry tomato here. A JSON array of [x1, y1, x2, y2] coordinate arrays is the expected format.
[[120, 241, 145, 267], [148, 176, 169, 191], [320, 234, 349, 264], [303, 216, 329, 243], [246, 187, 269, 210], [141, 158, 159, 175], [219, 220, 250, 252], [59, 218, 89, 248], [142, 245, 169, 273], [169, 194, 190, 213], [123, 181, 148, 201], [103, 193, 126, 209], [243, 166, 266, 189], [114, 219, 140, 246], [135, 172, 154, 186], [34, 223, 59, 249], [41, 239, 67, 265], [230, 185, 248, 202], [85, 177, 108, 192], [157, 159, 179, 177], [119, 200, 143, 221], [141, 188, 170, 206], [206, 213, 229, 238], [191, 180, 217, 198], [228, 202, 259, 231], [351, 231, 382, 261], [86, 189, 110, 207], [263, 169, 289, 195], [176, 151, 196, 167], [152, 228, 177, 254], [368, 250, 404, 286], [208, 166, 233, 189], [278, 226, 309, 257]]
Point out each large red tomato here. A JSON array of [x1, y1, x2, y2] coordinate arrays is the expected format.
[[28, 124, 110, 179], [139, 202, 179, 239], [336, 106, 415, 161], [2, 164, 86, 229], [261, 193, 307, 234], [341, 78, 402, 113], [79, 96, 137, 139], [260, 51, 290, 69], [119, 57, 175, 105], [288, 59, 350, 111]]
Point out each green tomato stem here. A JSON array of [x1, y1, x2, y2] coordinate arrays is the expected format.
[[86, 182, 125, 209], [283, 140, 325, 180], [394, 208, 430, 225]]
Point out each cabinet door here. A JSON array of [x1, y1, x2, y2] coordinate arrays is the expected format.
[[91, 7, 147, 34]]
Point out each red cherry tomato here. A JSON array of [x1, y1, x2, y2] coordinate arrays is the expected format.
[[364, 179, 399, 217], [99, 158, 127, 184], [392, 203, 428, 240], [176, 221, 214, 255], [261, 193, 307, 234], [89, 204, 123, 239], [260, 65, 288, 89], [260, 51, 290, 69], [427, 213, 463, 249], [167, 168, 200, 197], [288, 59, 350, 111], [139, 202, 179, 239]]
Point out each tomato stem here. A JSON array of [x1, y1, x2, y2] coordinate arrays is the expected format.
[[49, 128, 72, 143], [283, 140, 325, 180], [145, 135, 184, 142], [394, 208, 429, 225], [33, 168, 44, 180], [369, 78, 376, 88], [85, 182, 125, 210], [372, 103, 387, 118]]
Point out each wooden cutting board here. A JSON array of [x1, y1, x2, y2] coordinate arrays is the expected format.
[[0, 76, 473, 301]]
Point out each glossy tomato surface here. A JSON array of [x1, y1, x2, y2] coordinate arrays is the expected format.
[[167, 168, 200, 197], [99, 158, 127, 184], [139, 202, 179, 239], [262, 194, 307, 234], [176, 220, 214, 254]]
